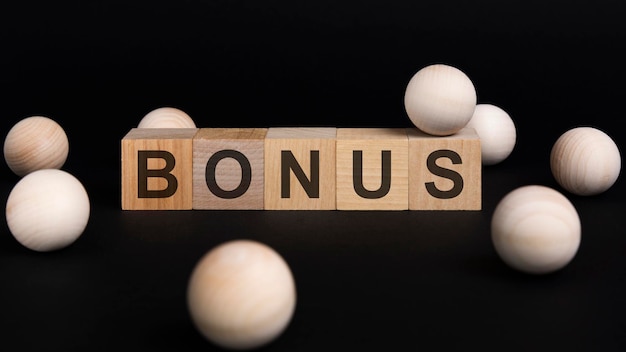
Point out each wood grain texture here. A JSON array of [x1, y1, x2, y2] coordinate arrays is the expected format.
[[404, 64, 477, 136], [6, 169, 90, 252], [137, 107, 197, 128], [3, 116, 69, 176], [193, 128, 268, 210], [466, 103, 516, 165], [491, 185, 581, 274], [121, 128, 198, 210], [407, 127, 481, 210], [187, 240, 296, 349], [264, 127, 337, 210], [550, 126, 621, 196], [336, 128, 408, 210]]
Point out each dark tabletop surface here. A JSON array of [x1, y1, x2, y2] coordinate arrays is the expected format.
[[1, 1, 625, 351]]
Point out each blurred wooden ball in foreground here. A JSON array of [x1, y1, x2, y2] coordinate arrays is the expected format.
[[137, 107, 196, 128], [187, 240, 296, 350], [491, 185, 581, 275], [550, 126, 621, 196], [3, 116, 69, 177], [466, 103, 517, 165], [404, 63, 477, 136], [5, 169, 90, 252]]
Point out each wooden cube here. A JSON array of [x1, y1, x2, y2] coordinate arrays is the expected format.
[[121, 128, 198, 210], [407, 127, 481, 210], [336, 128, 409, 210], [193, 128, 268, 210], [264, 127, 337, 210]]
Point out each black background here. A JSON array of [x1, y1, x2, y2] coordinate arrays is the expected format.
[[1, 1, 625, 351]]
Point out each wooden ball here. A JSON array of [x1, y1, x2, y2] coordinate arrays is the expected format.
[[404, 64, 477, 136], [550, 126, 621, 196], [466, 103, 516, 165], [5, 169, 90, 252], [3, 116, 69, 177], [491, 185, 581, 275], [137, 107, 196, 128], [187, 240, 296, 350]]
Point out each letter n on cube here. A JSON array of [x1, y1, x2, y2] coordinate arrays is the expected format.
[[264, 127, 337, 210]]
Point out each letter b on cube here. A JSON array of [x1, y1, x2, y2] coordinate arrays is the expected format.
[[121, 128, 198, 210]]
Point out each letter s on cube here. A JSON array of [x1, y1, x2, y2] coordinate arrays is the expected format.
[[408, 127, 481, 210]]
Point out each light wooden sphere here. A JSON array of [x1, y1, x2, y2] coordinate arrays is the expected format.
[[491, 185, 581, 275], [550, 126, 621, 196], [466, 103, 517, 165], [137, 107, 196, 128], [404, 63, 477, 136], [5, 169, 90, 252], [3, 116, 69, 177], [187, 240, 296, 350]]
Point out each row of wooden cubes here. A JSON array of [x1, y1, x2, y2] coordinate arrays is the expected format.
[[121, 127, 481, 210]]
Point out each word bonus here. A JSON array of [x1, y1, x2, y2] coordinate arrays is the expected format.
[[121, 127, 481, 211]]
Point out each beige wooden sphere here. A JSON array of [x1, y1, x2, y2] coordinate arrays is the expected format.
[[3, 116, 69, 177], [466, 103, 517, 165], [491, 185, 581, 275], [550, 126, 621, 196], [5, 169, 90, 252], [137, 107, 196, 128], [404, 64, 477, 136], [187, 240, 296, 350]]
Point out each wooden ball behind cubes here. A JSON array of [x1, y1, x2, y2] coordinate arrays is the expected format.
[[466, 103, 516, 166], [137, 107, 197, 128]]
